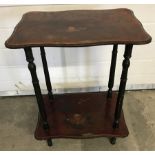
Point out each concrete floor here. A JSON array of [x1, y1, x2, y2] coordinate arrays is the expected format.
[[0, 90, 155, 150]]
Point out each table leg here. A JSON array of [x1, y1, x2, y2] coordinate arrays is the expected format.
[[24, 47, 50, 130], [107, 44, 118, 98], [40, 47, 54, 100], [113, 44, 133, 128]]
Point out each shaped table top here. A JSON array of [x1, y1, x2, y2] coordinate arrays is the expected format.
[[5, 9, 152, 49]]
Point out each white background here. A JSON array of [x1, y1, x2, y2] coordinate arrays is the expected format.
[[0, 4, 155, 96]]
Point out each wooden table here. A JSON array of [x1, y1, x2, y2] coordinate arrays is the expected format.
[[5, 9, 151, 146]]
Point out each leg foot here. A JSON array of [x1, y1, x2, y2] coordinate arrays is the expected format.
[[110, 137, 116, 145], [47, 138, 53, 146]]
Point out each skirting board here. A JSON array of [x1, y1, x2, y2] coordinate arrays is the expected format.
[[0, 83, 155, 96]]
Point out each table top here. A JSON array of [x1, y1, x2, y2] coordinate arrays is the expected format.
[[5, 9, 151, 49]]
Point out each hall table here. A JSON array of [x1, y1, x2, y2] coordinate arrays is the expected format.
[[5, 9, 151, 146]]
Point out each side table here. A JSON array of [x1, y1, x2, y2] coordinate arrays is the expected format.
[[5, 9, 151, 146]]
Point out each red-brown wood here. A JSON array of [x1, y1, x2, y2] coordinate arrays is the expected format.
[[5, 9, 151, 49], [35, 92, 129, 140]]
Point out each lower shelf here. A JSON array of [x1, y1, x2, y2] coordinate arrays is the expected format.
[[35, 91, 129, 140]]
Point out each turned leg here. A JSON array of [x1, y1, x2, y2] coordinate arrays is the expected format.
[[107, 44, 118, 98], [40, 47, 54, 100], [24, 47, 50, 130], [113, 44, 133, 128]]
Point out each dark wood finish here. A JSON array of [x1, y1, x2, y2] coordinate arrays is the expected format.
[[5, 9, 151, 49], [110, 137, 116, 144], [47, 138, 53, 146], [113, 44, 133, 128], [107, 44, 118, 98], [40, 47, 54, 100], [24, 47, 49, 130], [34, 92, 129, 140], [5, 9, 152, 146]]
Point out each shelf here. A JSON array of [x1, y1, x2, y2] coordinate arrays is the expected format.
[[35, 91, 129, 140]]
